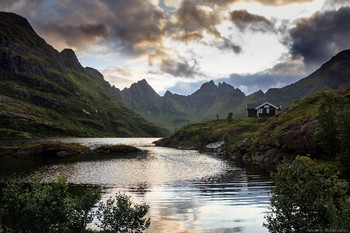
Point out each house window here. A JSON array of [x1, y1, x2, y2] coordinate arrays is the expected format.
[[264, 105, 269, 108], [258, 109, 263, 113], [266, 109, 270, 114]]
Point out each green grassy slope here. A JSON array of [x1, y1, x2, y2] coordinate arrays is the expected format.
[[0, 12, 168, 137], [156, 86, 350, 162]]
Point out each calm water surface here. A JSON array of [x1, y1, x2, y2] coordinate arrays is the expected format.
[[0, 138, 272, 233]]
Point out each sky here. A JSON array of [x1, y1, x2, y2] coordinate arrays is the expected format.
[[1, 0, 350, 95]]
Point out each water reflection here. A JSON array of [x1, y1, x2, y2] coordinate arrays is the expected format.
[[0, 138, 272, 233]]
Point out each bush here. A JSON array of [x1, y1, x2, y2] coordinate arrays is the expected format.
[[96, 193, 150, 233], [265, 156, 350, 233], [335, 105, 350, 177], [314, 93, 350, 177], [0, 175, 100, 233], [0, 177, 151, 233], [226, 112, 233, 122], [313, 93, 346, 159]]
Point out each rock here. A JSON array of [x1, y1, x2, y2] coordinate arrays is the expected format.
[[0, 141, 89, 158], [94, 144, 141, 154]]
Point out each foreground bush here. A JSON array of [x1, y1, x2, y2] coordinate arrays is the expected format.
[[0, 176, 150, 233], [97, 193, 150, 233], [265, 156, 350, 233]]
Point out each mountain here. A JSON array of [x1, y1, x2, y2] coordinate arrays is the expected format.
[[113, 80, 246, 130], [264, 49, 350, 104], [113, 50, 350, 131], [0, 12, 168, 137]]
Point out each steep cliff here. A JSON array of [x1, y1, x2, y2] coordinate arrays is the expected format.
[[0, 12, 168, 137]]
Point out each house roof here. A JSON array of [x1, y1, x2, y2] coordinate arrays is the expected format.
[[246, 104, 256, 109], [255, 102, 280, 110]]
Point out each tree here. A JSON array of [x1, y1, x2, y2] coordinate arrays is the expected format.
[[265, 156, 350, 233], [0, 177, 151, 233], [226, 112, 233, 122], [335, 105, 350, 177], [97, 193, 151, 233], [216, 114, 219, 120], [313, 93, 346, 159], [0, 175, 100, 233]]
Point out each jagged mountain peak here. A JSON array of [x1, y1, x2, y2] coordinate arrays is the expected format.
[[0, 12, 35, 34], [164, 90, 173, 97], [199, 80, 217, 90], [60, 49, 84, 72]]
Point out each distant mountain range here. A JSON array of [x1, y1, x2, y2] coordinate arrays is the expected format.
[[113, 50, 350, 131], [1, 12, 350, 136], [0, 12, 168, 137]]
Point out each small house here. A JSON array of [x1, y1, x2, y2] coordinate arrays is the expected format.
[[246, 102, 281, 117]]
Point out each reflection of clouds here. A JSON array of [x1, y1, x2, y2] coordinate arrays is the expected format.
[[0, 139, 271, 232]]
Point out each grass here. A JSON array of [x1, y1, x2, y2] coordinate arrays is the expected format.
[[157, 87, 350, 159]]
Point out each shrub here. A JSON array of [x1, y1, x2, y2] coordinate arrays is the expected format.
[[226, 112, 233, 122], [96, 193, 150, 233], [0, 177, 151, 233], [313, 93, 346, 159], [265, 156, 350, 233], [0, 175, 100, 233]]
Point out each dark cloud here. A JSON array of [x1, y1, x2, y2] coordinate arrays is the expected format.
[[160, 57, 201, 77], [103, 0, 165, 55], [229, 9, 274, 32], [288, 7, 350, 66], [218, 72, 302, 95], [0, 0, 42, 8], [171, 0, 242, 53], [211, 38, 242, 53], [175, 0, 222, 40], [38, 23, 108, 49]]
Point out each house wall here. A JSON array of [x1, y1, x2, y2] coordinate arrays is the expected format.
[[247, 109, 257, 117], [257, 107, 276, 117]]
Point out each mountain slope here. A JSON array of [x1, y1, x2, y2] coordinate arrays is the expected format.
[[114, 50, 350, 131], [156, 85, 350, 164], [0, 12, 168, 137], [265, 49, 350, 105], [113, 80, 246, 131]]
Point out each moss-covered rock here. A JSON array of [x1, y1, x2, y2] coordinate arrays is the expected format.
[[94, 144, 141, 154], [0, 141, 89, 158]]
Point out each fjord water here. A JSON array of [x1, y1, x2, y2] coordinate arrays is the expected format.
[[0, 138, 272, 232]]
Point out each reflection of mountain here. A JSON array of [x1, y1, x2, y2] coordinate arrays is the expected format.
[[113, 50, 350, 131]]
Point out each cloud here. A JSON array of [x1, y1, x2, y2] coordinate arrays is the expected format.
[[218, 71, 302, 95], [198, 0, 314, 7], [211, 38, 242, 53], [38, 23, 108, 49], [104, 0, 166, 56], [102, 65, 141, 90], [0, 0, 43, 8], [175, 0, 222, 40], [288, 7, 350, 66], [160, 57, 202, 77], [229, 9, 275, 32]]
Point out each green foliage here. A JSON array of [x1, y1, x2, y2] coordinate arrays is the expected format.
[[96, 193, 151, 233], [335, 105, 350, 177], [226, 112, 233, 122], [313, 92, 350, 177], [0, 177, 151, 233], [0, 176, 100, 233], [314, 93, 346, 159], [265, 156, 350, 233]]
